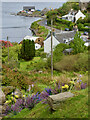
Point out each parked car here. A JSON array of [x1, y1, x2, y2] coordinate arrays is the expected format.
[[83, 32, 88, 35], [65, 28, 69, 31]]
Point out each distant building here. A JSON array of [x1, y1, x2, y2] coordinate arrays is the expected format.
[[79, 0, 89, 11], [44, 31, 76, 53], [23, 6, 35, 12], [62, 10, 86, 22], [20, 36, 44, 50]]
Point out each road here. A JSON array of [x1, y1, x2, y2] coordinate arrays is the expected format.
[[38, 18, 62, 34]]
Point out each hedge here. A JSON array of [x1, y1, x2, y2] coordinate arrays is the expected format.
[[56, 18, 72, 26]]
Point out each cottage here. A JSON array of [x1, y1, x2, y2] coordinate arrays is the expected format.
[[20, 36, 43, 50], [23, 6, 35, 12], [62, 10, 86, 22], [44, 31, 76, 53]]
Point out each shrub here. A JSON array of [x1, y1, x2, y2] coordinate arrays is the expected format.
[[53, 43, 70, 63], [70, 32, 86, 54], [77, 23, 83, 31], [19, 40, 35, 61], [40, 52, 47, 58], [81, 27, 90, 32], [54, 52, 88, 72], [73, 53, 88, 71], [54, 54, 79, 72]]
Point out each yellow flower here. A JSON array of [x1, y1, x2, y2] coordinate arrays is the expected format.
[[22, 95, 25, 98], [62, 86, 65, 89], [5, 101, 9, 104], [5, 100, 11, 104], [14, 98, 16, 103], [64, 84, 69, 89], [70, 81, 75, 84], [11, 97, 14, 100], [15, 95, 19, 99]]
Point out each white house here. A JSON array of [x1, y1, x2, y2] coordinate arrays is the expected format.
[[44, 31, 76, 53], [62, 10, 86, 22], [24, 36, 39, 42], [23, 36, 41, 50], [44, 34, 60, 53]]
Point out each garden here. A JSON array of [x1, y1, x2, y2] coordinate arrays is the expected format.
[[1, 32, 89, 119]]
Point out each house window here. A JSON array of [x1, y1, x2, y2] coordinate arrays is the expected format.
[[66, 17, 68, 19]]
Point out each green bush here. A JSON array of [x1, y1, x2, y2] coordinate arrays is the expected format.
[[19, 40, 35, 61], [73, 52, 88, 71], [5, 60, 20, 69], [70, 32, 86, 54], [77, 23, 83, 31], [54, 54, 79, 72], [31, 21, 39, 29], [54, 52, 88, 72], [2, 44, 21, 63], [56, 18, 72, 26], [35, 48, 44, 57], [53, 43, 70, 63], [81, 27, 90, 32], [84, 23, 90, 26], [40, 52, 47, 58]]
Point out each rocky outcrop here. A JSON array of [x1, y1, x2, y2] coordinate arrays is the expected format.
[[47, 92, 74, 110], [0, 87, 6, 117]]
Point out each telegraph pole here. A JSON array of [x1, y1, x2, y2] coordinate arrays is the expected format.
[[51, 18, 53, 79], [7, 36, 9, 62]]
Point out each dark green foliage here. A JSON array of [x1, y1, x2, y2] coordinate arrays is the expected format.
[[57, 2, 80, 16], [77, 23, 83, 31], [35, 48, 44, 57], [40, 52, 47, 58], [47, 43, 69, 68], [70, 32, 86, 54], [55, 18, 74, 31], [53, 43, 70, 63], [47, 10, 58, 25], [19, 39, 35, 61]]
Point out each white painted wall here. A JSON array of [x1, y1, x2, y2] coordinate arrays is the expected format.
[[44, 35, 60, 53], [75, 10, 86, 22], [35, 43, 41, 50]]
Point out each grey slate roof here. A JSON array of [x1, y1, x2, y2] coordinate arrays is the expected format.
[[55, 31, 76, 43], [45, 31, 76, 43]]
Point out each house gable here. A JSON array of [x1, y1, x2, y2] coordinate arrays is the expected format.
[[44, 35, 59, 53]]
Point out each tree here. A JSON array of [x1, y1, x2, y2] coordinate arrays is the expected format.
[[18, 39, 35, 61], [70, 32, 86, 54]]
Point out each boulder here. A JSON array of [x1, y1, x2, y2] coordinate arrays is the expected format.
[[0, 87, 5, 105], [47, 92, 74, 110]]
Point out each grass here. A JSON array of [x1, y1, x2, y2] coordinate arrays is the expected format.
[[3, 88, 88, 119], [20, 57, 41, 71]]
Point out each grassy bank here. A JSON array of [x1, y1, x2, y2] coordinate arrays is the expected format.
[[3, 88, 88, 119]]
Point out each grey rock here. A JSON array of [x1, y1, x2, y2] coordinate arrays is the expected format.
[[47, 92, 74, 110], [0, 88, 5, 105]]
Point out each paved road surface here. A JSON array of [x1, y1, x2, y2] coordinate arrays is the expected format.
[[38, 18, 62, 34]]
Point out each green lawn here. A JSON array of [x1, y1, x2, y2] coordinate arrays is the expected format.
[[20, 57, 41, 71], [3, 88, 88, 119]]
